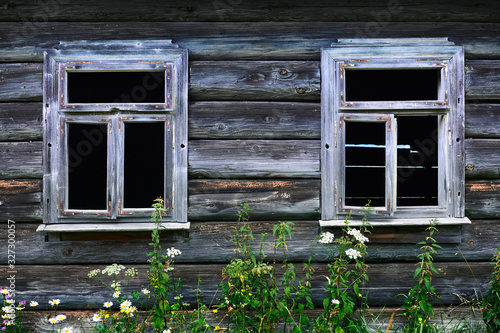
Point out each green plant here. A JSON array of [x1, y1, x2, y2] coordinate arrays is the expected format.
[[217, 200, 313, 332], [401, 219, 441, 333], [482, 247, 500, 332], [147, 197, 210, 332], [313, 213, 371, 333]]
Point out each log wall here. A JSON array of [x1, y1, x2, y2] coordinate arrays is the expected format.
[[1, 0, 500, 323]]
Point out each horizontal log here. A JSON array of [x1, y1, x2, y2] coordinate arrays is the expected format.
[[1, 60, 499, 103], [3, 102, 500, 141], [0, 1, 498, 23], [1, 138, 499, 179], [13, 308, 487, 333], [465, 139, 500, 179], [2, 175, 500, 220], [0, 22, 499, 61], [1, 261, 493, 309], [465, 60, 500, 101], [465, 104, 500, 138], [2, 218, 499, 265], [189, 140, 320, 179]]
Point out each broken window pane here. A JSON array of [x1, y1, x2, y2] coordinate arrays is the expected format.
[[397, 116, 438, 206], [345, 69, 440, 101], [67, 123, 108, 210], [67, 71, 165, 104], [123, 122, 165, 209]]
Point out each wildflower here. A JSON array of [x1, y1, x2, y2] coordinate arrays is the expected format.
[[347, 228, 369, 244], [110, 282, 121, 290], [92, 313, 102, 322], [345, 248, 362, 260], [164, 266, 174, 272], [319, 231, 334, 244], [213, 309, 218, 314], [214, 326, 221, 331], [141, 288, 150, 295], [0, 290, 9, 296], [61, 328, 74, 333], [125, 268, 138, 277], [102, 264, 126, 276], [48, 317, 59, 324], [88, 269, 101, 278], [56, 314, 67, 322], [103, 301, 113, 308], [163, 329, 171, 333], [112, 291, 121, 298], [16, 305, 24, 311], [18, 301, 26, 306], [166, 247, 182, 258], [49, 299, 60, 306], [120, 300, 132, 309], [331, 299, 340, 305], [5, 300, 13, 304]]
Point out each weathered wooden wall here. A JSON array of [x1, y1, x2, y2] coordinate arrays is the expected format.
[[1, 0, 500, 320]]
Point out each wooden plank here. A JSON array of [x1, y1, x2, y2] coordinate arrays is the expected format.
[[3, 138, 500, 180], [0, 22, 499, 62], [1, 61, 500, 103], [0, 141, 42, 179], [189, 60, 320, 101], [3, 179, 500, 221], [9, 219, 500, 266], [0, 0, 498, 23], [2, 261, 493, 309], [465, 180, 500, 218], [466, 60, 500, 101], [466, 104, 500, 138], [13, 308, 488, 333], [0, 103, 42, 141], [189, 140, 320, 179], [3, 102, 499, 141], [465, 139, 500, 179], [0, 179, 42, 221]]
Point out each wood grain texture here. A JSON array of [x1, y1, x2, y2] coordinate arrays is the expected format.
[[0, 0, 498, 22], [0, 22, 499, 62], [1, 261, 492, 309], [4, 219, 500, 265], [0, 139, 498, 180], [3, 102, 499, 142], [0, 61, 499, 103], [3, 179, 500, 221]]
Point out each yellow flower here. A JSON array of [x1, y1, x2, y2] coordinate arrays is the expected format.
[[213, 309, 218, 314], [214, 326, 221, 331], [358, 293, 362, 297], [248, 293, 252, 296]]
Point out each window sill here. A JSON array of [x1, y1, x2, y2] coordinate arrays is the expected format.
[[36, 222, 190, 233], [319, 217, 471, 227]]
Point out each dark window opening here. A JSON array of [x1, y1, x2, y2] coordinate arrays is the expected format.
[[67, 71, 165, 104], [345, 69, 440, 101], [124, 122, 165, 209], [68, 123, 108, 210], [344, 121, 386, 207], [397, 116, 438, 206]]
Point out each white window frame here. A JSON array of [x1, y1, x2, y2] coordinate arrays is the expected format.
[[320, 38, 470, 226], [39, 40, 189, 235]]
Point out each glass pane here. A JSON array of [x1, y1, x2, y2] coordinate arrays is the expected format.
[[397, 116, 438, 206], [124, 122, 165, 208], [68, 123, 108, 210], [67, 71, 165, 103], [344, 121, 386, 207], [345, 69, 440, 101]]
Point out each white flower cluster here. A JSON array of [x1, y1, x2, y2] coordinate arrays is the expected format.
[[48, 314, 66, 324], [166, 247, 182, 258], [102, 264, 126, 276], [345, 248, 362, 260], [347, 228, 369, 244], [318, 232, 335, 244], [120, 300, 137, 316]]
